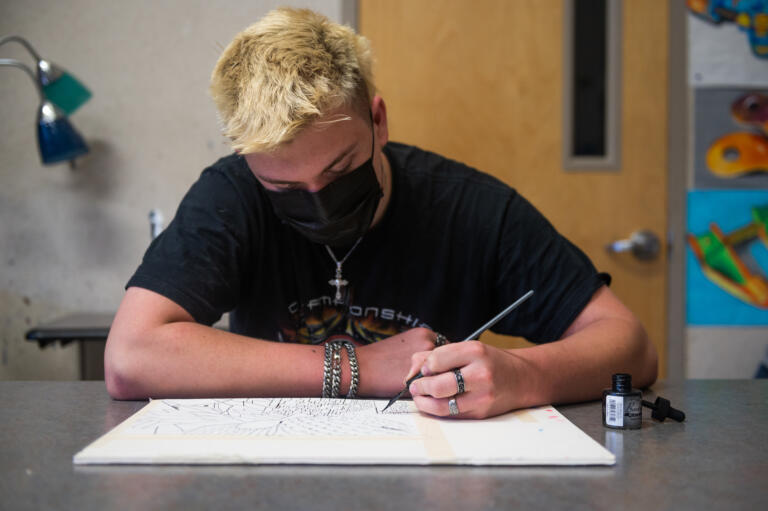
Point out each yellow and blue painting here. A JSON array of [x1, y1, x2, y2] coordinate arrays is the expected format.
[[687, 189, 768, 325], [687, 0, 768, 59]]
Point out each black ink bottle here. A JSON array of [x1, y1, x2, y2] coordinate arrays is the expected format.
[[602, 373, 642, 429]]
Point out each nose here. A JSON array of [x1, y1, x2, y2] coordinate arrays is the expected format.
[[304, 182, 326, 193], [304, 174, 338, 194]]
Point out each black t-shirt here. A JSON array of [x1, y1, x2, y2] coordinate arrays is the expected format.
[[128, 142, 609, 345]]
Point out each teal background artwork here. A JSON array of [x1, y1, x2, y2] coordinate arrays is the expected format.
[[687, 189, 768, 325]]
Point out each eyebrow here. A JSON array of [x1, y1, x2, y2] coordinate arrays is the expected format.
[[257, 142, 357, 185]]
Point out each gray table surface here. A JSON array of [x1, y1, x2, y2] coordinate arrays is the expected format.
[[1, 380, 765, 510]]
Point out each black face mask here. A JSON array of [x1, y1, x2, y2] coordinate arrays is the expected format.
[[264, 127, 383, 247]]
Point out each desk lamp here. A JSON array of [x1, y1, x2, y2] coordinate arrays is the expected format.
[[0, 35, 91, 114], [1, 58, 88, 164]]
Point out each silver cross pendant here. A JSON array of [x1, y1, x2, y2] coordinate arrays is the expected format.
[[328, 263, 348, 304]]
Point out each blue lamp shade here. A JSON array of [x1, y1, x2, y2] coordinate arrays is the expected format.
[[37, 116, 88, 164]]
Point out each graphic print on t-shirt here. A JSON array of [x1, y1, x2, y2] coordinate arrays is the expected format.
[[278, 291, 432, 345]]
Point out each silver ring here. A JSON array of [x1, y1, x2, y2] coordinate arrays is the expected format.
[[434, 333, 448, 347], [448, 397, 459, 416], [453, 369, 465, 394]]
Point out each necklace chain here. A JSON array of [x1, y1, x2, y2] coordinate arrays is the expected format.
[[325, 237, 363, 304], [324, 237, 363, 267]]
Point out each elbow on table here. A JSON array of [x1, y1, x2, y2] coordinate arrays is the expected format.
[[104, 366, 138, 401], [104, 337, 149, 400]]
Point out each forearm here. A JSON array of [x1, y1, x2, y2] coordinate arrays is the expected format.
[[508, 316, 657, 408], [105, 322, 330, 400], [105, 294, 439, 401]]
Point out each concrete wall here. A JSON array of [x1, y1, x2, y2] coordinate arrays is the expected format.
[[0, 0, 350, 379]]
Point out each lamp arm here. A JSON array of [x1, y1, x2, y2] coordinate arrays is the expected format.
[[0, 35, 42, 61], [0, 58, 44, 101]]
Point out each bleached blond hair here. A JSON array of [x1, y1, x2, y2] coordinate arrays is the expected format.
[[210, 7, 375, 154]]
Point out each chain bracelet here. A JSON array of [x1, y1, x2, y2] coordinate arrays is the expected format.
[[322, 340, 360, 399], [343, 342, 359, 398], [322, 342, 334, 398], [330, 342, 342, 398]]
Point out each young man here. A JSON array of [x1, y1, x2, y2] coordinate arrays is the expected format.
[[105, 8, 657, 419]]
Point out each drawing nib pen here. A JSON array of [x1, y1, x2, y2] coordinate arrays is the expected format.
[[381, 289, 534, 412]]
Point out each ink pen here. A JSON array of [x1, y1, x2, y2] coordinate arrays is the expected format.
[[381, 289, 534, 412]]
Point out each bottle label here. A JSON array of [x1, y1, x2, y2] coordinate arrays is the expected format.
[[624, 397, 642, 428], [606, 395, 623, 427]]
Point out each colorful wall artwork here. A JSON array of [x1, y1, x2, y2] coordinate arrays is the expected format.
[[686, 2, 768, 374], [688, 0, 768, 86], [687, 190, 768, 325], [688, 0, 768, 57], [693, 88, 768, 189]]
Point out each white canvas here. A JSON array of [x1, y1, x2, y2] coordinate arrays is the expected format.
[[73, 398, 615, 466]]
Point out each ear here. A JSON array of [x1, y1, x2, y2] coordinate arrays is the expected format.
[[371, 95, 389, 148]]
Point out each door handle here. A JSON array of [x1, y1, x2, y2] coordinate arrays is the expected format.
[[605, 230, 661, 261]]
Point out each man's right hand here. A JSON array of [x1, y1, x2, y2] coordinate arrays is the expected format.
[[354, 327, 438, 397]]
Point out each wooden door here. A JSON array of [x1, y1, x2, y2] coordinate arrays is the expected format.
[[360, 0, 669, 376]]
